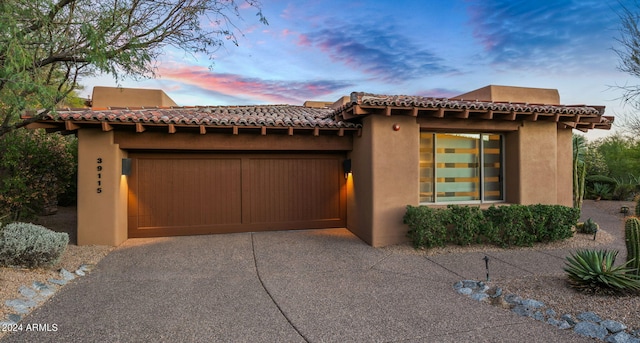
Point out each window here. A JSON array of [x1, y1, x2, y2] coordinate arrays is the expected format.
[[419, 133, 503, 203]]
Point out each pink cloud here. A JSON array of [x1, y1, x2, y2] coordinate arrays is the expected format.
[[157, 64, 352, 104]]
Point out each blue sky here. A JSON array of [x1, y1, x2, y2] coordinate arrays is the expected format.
[[83, 0, 636, 138]]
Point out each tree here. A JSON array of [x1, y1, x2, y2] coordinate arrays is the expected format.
[[0, 0, 267, 136], [614, 1, 640, 133]]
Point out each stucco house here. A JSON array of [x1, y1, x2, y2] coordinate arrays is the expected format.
[[33, 85, 612, 247]]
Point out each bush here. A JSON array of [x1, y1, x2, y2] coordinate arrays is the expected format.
[[404, 204, 578, 249], [578, 218, 599, 234], [564, 249, 640, 294], [445, 205, 485, 245], [0, 222, 69, 268], [0, 129, 77, 220], [403, 206, 447, 248]]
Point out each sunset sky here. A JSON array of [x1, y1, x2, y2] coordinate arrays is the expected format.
[[83, 0, 636, 138]]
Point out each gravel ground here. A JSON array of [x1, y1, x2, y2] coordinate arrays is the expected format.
[[0, 206, 113, 338], [1, 201, 638, 336]]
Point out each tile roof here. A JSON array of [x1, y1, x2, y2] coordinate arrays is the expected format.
[[41, 91, 612, 132], [343, 92, 605, 116], [52, 105, 358, 128]]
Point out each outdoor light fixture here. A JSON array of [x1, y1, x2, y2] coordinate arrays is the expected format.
[[343, 159, 352, 179], [122, 158, 132, 176]]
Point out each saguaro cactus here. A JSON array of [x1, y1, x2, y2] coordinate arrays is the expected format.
[[625, 217, 640, 276]]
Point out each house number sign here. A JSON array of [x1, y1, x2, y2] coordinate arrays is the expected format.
[[96, 157, 103, 194]]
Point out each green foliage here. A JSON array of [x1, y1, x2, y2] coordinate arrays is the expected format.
[[0, 0, 268, 136], [404, 204, 578, 249], [585, 174, 617, 185], [625, 217, 640, 277], [444, 205, 485, 245], [612, 175, 640, 201], [579, 218, 599, 234], [573, 134, 587, 209], [636, 198, 640, 217], [564, 249, 640, 294], [0, 129, 76, 220], [593, 134, 640, 180], [0, 222, 69, 268], [403, 206, 447, 248], [591, 183, 613, 199]]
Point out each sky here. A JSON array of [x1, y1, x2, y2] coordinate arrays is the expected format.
[[82, 0, 638, 140]]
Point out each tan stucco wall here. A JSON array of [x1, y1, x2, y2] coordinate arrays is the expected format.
[[77, 129, 128, 246], [516, 121, 560, 204], [92, 86, 178, 108], [348, 115, 419, 247], [455, 85, 560, 105]]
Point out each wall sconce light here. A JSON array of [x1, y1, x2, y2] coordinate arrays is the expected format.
[[343, 159, 352, 179], [122, 158, 132, 176]]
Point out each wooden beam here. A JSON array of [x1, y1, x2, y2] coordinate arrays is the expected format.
[[435, 107, 445, 118], [480, 110, 493, 120], [525, 113, 539, 121], [288, 127, 294, 136], [313, 127, 320, 136], [168, 124, 176, 134], [25, 122, 58, 129], [454, 109, 469, 119], [506, 110, 517, 121], [65, 121, 80, 131], [261, 126, 267, 136], [553, 113, 561, 122], [384, 106, 392, 116], [136, 123, 145, 133], [232, 126, 239, 135], [199, 125, 206, 135], [412, 108, 419, 117], [101, 122, 113, 132], [354, 105, 369, 115], [338, 128, 344, 137]]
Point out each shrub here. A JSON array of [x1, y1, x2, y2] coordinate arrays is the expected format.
[[0, 222, 69, 268], [404, 204, 578, 249], [564, 249, 640, 294], [445, 205, 485, 245], [403, 205, 447, 248], [0, 129, 77, 220], [578, 218, 599, 234]]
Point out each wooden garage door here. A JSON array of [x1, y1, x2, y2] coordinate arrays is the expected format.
[[127, 153, 346, 237]]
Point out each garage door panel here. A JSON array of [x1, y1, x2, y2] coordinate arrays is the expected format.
[[128, 153, 345, 237]]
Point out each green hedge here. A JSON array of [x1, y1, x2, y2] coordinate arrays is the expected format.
[[403, 204, 579, 249]]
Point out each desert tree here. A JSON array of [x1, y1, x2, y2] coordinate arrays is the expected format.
[[0, 0, 267, 136]]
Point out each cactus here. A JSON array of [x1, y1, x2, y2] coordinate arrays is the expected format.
[[625, 217, 640, 276]]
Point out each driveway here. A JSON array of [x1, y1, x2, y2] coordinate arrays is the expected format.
[[2, 229, 589, 342]]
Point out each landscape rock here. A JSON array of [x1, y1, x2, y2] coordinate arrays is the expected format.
[[59, 268, 75, 281], [511, 305, 533, 318], [521, 299, 545, 309], [577, 311, 603, 323], [561, 314, 578, 326], [504, 294, 522, 305], [470, 293, 489, 302], [453, 281, 463, 290], [7, 314, 21, 323], [601, 320, 628, 334], [574, 321, 608, 340], [545, 309, 556, 318], [457, 287, 473, 295], [48, 278, 67, 286], [605, 331, 640, 343], [75, 269, 85, 276], [18, 285, 37, 298], [462, 280, 479, 289]]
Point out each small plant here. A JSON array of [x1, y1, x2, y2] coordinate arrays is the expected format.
[[0, 222, 69, 268], [564, 249, 640, 294], [625, 217, 640, 277], [579, 218, 599, 234], [591, 182, 612, 200]]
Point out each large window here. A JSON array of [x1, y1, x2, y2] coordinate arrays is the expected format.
[[419, 133, 503, 203]]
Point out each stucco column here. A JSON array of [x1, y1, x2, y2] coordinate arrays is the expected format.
[[517, 121, 559, 205], [77, 129, 128, 246], [348, 115, 419, 247]]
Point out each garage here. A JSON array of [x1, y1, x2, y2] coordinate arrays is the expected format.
[[127, 152, 347, 238]]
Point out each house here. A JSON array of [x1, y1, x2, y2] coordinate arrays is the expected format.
[[33, 85, 613, 247]]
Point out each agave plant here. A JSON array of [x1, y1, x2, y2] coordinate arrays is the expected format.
[[564, 249, 640, 294]]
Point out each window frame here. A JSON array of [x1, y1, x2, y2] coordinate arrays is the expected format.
[[419, 132, 505, 205]]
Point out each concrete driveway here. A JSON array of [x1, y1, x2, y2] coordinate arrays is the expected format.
[[2, 229, 589, 342]]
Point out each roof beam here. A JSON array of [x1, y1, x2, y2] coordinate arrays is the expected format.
[[338, 128, 344, 137], [288, 127, 294, 136], [435, 107, 445, 118], [65, 121, 80, 131], [168, 124, 176, 134], [136, 123, 145, 133], [480, 110, 493, 120], [101, 122, 113, 132], [411, 108, 419, 117], [232, 126, 239, 135], [384, 106, 392, 116], [199, 125, 206, 135], [261, 126, 267, 136], [313, 127, 320, 136]]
